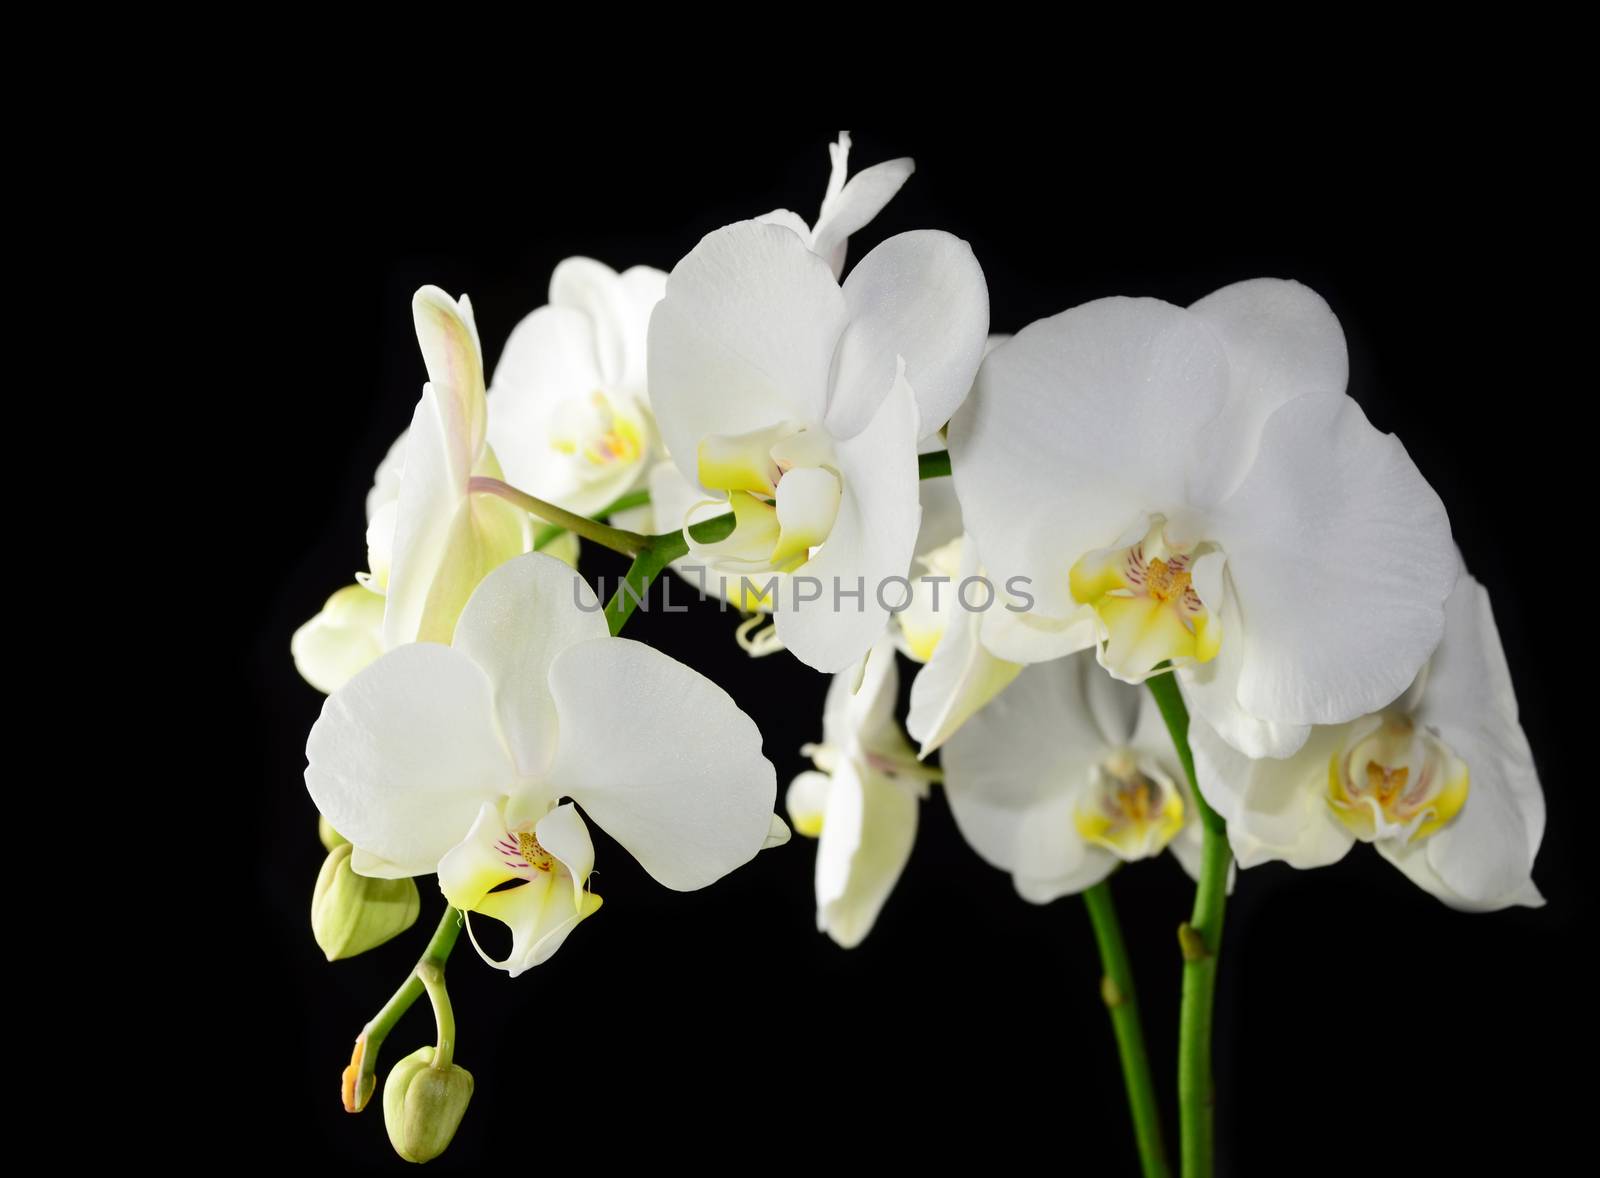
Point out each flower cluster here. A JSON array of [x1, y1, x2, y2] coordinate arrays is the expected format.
[[291, 133, 1543, 1167]]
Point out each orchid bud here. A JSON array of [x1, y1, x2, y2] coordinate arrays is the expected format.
[[383, 1046, 474, 1163], [318, 814, 348, 851], [311, 843, 420, 961]]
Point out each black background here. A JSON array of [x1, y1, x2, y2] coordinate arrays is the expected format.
[[237, 124, 1586, 1173]]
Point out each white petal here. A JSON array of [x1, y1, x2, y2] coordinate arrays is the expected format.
[[305, 644, 517, 877], [412, 286, 486, 460], [485, 305, 645, 516], [976, 603, 1100, 666], [547, 258, 629, 389], [941, 654, 1118, 898], [773, 466, 842, 567], [615, 265, 668, 399], [1186, 715, 1355, 870], [648, 221, 847, 487], [437, 801, 521, 911], [773, 373, 920, 673], [814, 758, 919, 947], [949, 299, 1231, 622], [755, 208, 814, 244], [1179, 571, 1311, 759], [538, 801, 597, 914], [1414, 575, 1543, 907], [820, 635, 901, 754], [292, 583, 386, 694], [467, 868, 601, 978], [914, 458, 964, 554], [410, 488, 535, 647], [450, 553, 609, 780], [545, 637, 777, 890], [1211, 391, 1456, 729], [828, 231, 988, 440], [811, 156, 916, 278], [366, 429, 408, 521], [1186, 279, 1349, 503], [382, 385, 469, 648], [905, 538, 1022, 755]]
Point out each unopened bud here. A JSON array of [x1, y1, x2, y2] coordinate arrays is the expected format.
[[383, 1046, 474, 1163], [311, 843, 420, 961], [318, 814, 348, 851]]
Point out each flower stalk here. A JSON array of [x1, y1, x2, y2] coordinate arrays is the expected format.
[[1083, 879, 1171, 1177], [470, 476, 650, 556], [342, 907, 463, 1113], [1146, 671, 1230, 1178]]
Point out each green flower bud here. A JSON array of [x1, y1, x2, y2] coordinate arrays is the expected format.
[[383, 1046, 474, 1163], [318, 814, 349, 851], [311, 843, 420, 961]]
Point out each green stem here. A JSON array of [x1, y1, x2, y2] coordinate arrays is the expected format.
[[918, 449, 951, 480], [341, 907, 463, 1112], [470, 476, 649, 556], [1146, 672, 1230, 1178], [604, 545, 671, 636], [533, 488, 653, 552], [1083, 880, 1171, 1178], [417, 962, 456, 1070]]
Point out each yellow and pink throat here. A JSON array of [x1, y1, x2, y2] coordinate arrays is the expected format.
[[1070, 518, 1222, 681], [1075, 751, 1186, 860], [1327, 715, 1469, 844], [692, 423, 842, 582]]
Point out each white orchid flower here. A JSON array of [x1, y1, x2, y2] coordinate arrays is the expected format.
[[294, 288, 540, 693], [1188, 571, 1543, 911], [486, 259, 666, 520], [757, 130, 914, 280], [649, 220, 989, 672], [942, 652, 1207, 902], [786, 637, 935, 947], [949, 279, 1458, 759], [634, 136, 919, 648], [306, 552, 782, 976]]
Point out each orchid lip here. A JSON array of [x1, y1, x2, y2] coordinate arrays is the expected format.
[[1069, 516, 1223, 683], [1075, 750, 1185, 861], [1327, 715, 1469, 844]]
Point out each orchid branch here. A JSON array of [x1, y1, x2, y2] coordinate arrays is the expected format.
[[471, 477, 651, 556], [1146, 672, 1230, 1178], [1083, 879, 1171, 1178], [341, 907, 463, 1113]]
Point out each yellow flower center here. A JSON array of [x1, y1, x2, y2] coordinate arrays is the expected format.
[[1327, 716, 1469, 843], [1144, 557, 1191, 604], [550, 391, 644, 477], [690, 424, 842, 582], [516, 831, 554, 873], [1069, 518, 1221, 681], [1075, 752, 1186, 860]]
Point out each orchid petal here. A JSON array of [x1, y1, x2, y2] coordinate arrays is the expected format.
[[1212, 391, 1456, 730], [814, 758, 919, 948], [292, 583, 386, 695], [305, 644, 517, 878], [545, 637, 777, 890], [949, 298, 1231, 622], [648, 222, 847, 487], [451, 553, 609, 781], [828, 231, 987, 440], [773, 373, 920, 673]]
